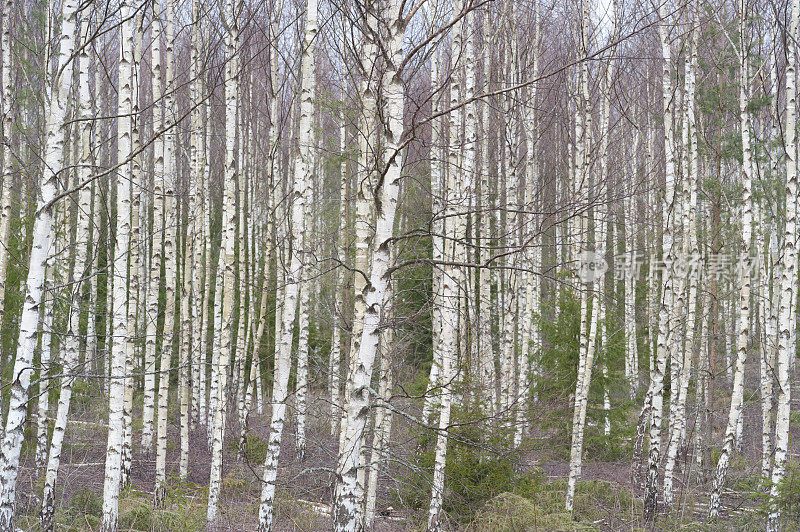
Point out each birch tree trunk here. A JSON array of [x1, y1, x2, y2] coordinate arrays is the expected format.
[[0, 0, 13, 332], [40, 13, 94, 527], [664, 14, 700, 504], [364, 285, 395, 528], [36, 252, 56, 473], [256, 1, 316, 528], [709, 2, 754, 514], [565, 0, 595, 511], [334, 1, 406, 527], [142, 5, 165, 454], [0, 0, 77, 524], [189, 0, 203, 432], [206, 0, 239, 521], [644, 3, 677, 521], [428, 3, 471, 528], [423, 42, 445, 423], [295, 189, 312, 460], [340, 0, 378, 447], [768, 0, 799, 527], [329, 112, 347, 434], [154, 0, 178, 503], [100, 0, 134, 527]]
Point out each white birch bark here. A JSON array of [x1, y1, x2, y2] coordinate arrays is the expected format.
[[0, 0, 77, 524], [709, 2, 755, 514], [644, 3, 677, 521], [154, 0, 178, 503], [206, 0, 240, 521], [36, 255, 56, 473], [142, 5, 164, 454], [234, 104, 249, 447], [664, 17, 700, 504], [423, 42, 445, 423], [565, 0, 595, 511], [515, 22, 540, 445], [295, 186, 312, 460], [329, 112, 347, 434], [122, 6, 143, 487], [189, 0, 203, 432], [477, 9, 495, 416], [364, 286, 395, 528], [100, 0, 134, 527], [0, 0, 13, 331], [235, 125, 251, 456], [768, 0, 799, 527], [40, 13, 94, 527], [256, 1, 315, 528], [428, 4, 469, 528], [200, 90, 213, 431], [334, 1, 406, 527], [340, 2, 378, 446]]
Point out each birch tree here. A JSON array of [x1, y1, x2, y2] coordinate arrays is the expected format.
[[768, 0, 799, 527], [334, 0, 407, 526], [100, 0, 135, 527], [256, 0, 316, 527], [207, 0, 240, 520], [0, 0, 78, 524]]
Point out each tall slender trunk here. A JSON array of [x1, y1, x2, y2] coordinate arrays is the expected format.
[[330, 111, 347, 434], [40, 14, 95, 527], [0, 0, 77, 524], [206, 0, 239, 521], [364, 278, 395, 527], [334, 1, 406, 528], [256, 1, 315, 528], [142, 5, 165, 454], [565, 0, 596, 511], [154, 0, 178, 503], [768, 0, 799, 528], [709, 2, 755, 515], [295, 181, 312, 460], [665, 13, 700, 504], [428, 3, 471, 529], [36, 254, 56, 472], [644, 3, 677, 521], [423, 41, 444, 423], [0, 0, 14, 332], [100, 0, 134, 527]]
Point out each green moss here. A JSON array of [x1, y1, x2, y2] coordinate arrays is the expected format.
[[470, 492, 597, 531]]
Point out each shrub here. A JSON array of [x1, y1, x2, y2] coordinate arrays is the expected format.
[[242, 434, 269, 464], [68, 487, 103, 518]]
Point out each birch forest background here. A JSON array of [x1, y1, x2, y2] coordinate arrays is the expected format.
[[1, 0, 799, 529]]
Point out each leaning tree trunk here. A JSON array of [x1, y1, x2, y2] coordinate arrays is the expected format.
[[40, 15, 95, 528], [0, 0, 77, 525]]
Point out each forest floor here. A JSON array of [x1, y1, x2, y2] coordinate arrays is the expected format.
[[9, 375, 791, 531]]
